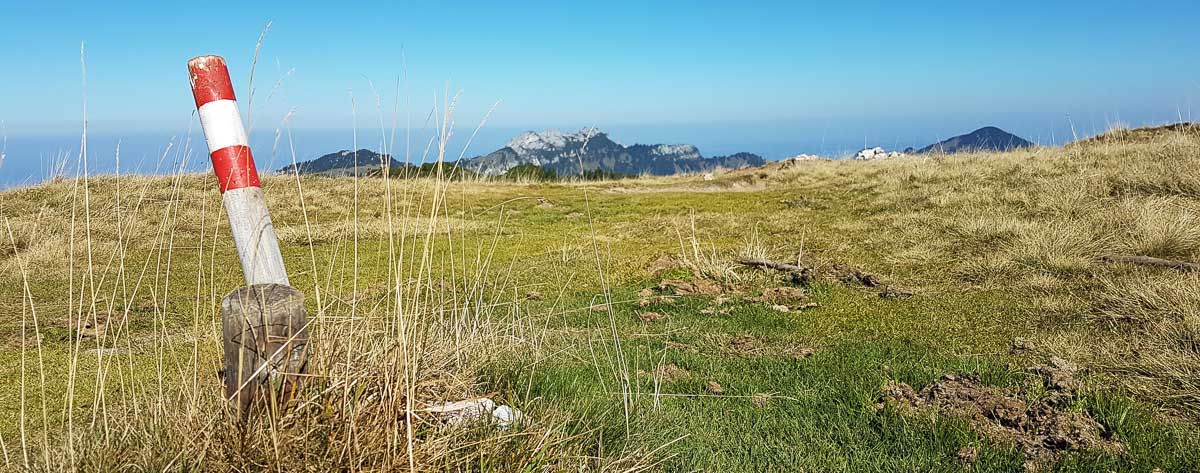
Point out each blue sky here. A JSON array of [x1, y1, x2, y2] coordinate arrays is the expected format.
[[1, 1, 1199, 183]]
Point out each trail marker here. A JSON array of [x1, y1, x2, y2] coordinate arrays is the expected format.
[[189, 55, 307, 414]]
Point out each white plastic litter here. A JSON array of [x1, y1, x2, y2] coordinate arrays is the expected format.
[[425, 397, 495, 426], [424, 397, 525, 429], [491, 405, 523, 428]]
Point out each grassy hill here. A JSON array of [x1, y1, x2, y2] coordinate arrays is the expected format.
[[1, 125, 1199, 471]]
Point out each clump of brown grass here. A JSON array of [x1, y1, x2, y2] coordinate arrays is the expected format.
[[1006, 221, 1105, 278], [1091, 272, 1200, 412], [673, 214, 739, 283], [1109, 196, 1200, 260]]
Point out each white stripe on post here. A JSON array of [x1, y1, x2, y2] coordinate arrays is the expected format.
[[189, 55, 290, 287], [198, 100, 249, 151]]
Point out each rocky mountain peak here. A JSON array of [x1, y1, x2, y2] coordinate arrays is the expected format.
[[464, 130, 761, 176], [505, 128, 607, 154]]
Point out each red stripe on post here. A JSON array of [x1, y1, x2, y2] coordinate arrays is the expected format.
[[188, 55, 237, 108], [211, 145, 261, 193]]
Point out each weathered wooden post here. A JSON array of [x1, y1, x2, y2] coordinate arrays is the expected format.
[[189, 55, 308, 414]]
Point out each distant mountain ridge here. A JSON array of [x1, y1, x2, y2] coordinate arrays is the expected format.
[[918, 126, 1033, 154], [279, 126, 1033, 178], [277, 149, 401, 177], [462, 129, 764, 176]]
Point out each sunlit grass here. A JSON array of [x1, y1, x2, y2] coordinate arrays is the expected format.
[[1, 124, 1200, 470]]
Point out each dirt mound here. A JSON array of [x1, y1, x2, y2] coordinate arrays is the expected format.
[[781, 345, 815, 360], [879, 370, 1123, 471], [637, 287, 676, 307], [637, 311, 667, 322], [645, 255, 683, 276], [729, 334, 759, 355], [737, 256, 913, 298], [742, 287, 818, 312], [768, 302, 819, 313], [659, 363, 691, 381], [699, 306, 732, 315], [664, 340, 698, 353], [74, 311, 128, 339], [759, 286, 806, 302], [1032, 357, 1081, 394], [728, 334, 816, 360], [838, 267, 882, 287], [1010, 337, 1036, 354], [698, 294, 737, 314]]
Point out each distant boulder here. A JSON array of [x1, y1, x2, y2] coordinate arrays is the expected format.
[[917, 126, 1033, 154], [853, 147, 905, 160]]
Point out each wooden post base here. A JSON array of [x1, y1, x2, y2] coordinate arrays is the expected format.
[[221, 284, 308, 414]]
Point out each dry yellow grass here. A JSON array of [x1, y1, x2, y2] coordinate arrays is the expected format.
[[756, 124, 1200, 414], [0, 142, 662, 470], [1, 124, 1199, 470]]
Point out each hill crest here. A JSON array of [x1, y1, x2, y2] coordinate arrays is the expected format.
[[918, 126, 1033, 154]]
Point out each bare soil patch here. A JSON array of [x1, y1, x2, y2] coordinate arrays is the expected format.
[[664, 340, 698, 353], [645, 254, 683, 276], [73, 311, 128, 339], [729, 334, 760, 356], [728, 334, 816, 360], [639, 363, 692, 382], [637, 311, 667, 322], [781, 345, 816, 360], [879, 366, 1124, 471], [758, 286, 807, 303], [737, 256, 915, 298], [637, 287, 676, 307]]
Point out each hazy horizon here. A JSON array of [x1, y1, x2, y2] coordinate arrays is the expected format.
[[3, 112, 1183, 188]]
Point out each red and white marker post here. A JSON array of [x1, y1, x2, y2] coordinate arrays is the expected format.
[[189, 55, 307, 414], [188, 55, 288, 286]]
